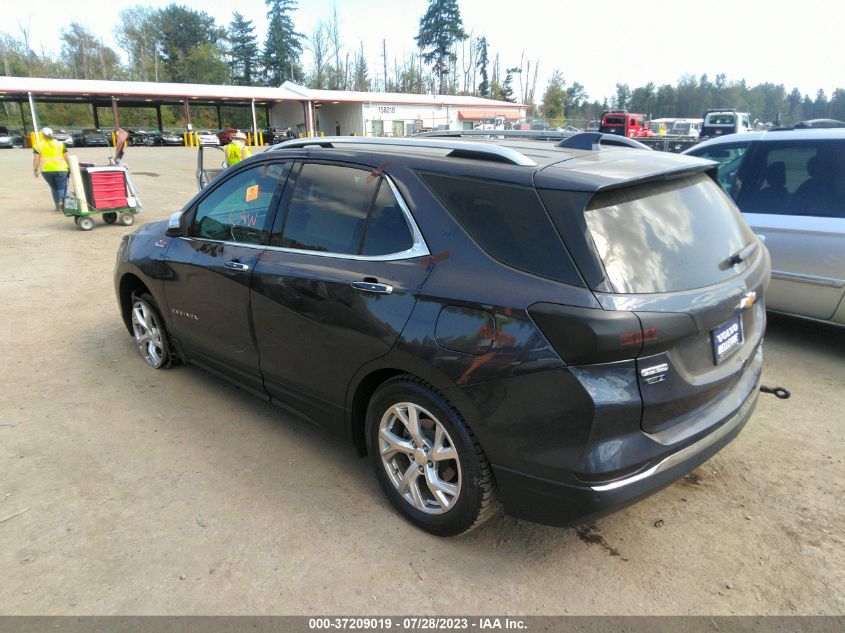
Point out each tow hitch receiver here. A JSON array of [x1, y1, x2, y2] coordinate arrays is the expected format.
[[760, 385, 791, 399]]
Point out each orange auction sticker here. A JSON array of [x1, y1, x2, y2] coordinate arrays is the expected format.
[[245, 185, 259, 202]]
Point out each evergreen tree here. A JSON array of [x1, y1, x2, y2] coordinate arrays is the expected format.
[[353, 43, 370, 92], [614, 83, 630, 110], [475, 36, 489, 97], [263, 0, 303, 86], [228, 12, 259, 86], [501, 67, 518, 102], [415, 0, 467, 94], [541, 70, 566, 122], [155, 4, 225, 83]]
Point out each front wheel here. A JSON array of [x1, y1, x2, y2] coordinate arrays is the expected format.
[[77, 216, 95, 231], [366, 377, 498, 536], [130, 293, 173, 369], [118, 212, 135, 226]]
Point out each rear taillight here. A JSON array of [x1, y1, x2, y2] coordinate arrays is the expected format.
[[528, 303, 697, 366]]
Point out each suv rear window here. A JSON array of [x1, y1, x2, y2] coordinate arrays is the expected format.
[[419, 172, 582, 285], [583, 174, 754, 294]]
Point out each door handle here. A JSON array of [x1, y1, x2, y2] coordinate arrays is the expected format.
[[224, 260, 250, 271], [351, 281, 393, 294]]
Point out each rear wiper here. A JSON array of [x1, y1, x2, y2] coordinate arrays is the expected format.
[[725, 242, 758, 268]]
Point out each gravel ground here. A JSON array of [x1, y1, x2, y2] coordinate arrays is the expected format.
[[0, 146, 843, 615]]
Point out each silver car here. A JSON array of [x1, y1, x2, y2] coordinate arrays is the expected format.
[[684, 129, 845, 326]]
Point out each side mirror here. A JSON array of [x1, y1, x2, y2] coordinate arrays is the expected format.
[[165, 211, 184, 237]]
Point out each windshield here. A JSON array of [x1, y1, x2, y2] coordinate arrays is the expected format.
[[584, 174, 754, 293], [603, 116, 625, 125], [706, 114, 735, 126]]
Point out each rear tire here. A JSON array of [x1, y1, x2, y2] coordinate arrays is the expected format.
[[77, 216, 95, 231], [103, 212, 117, 224], [118, 212, 135, 226], [130, 292, 173, 369], [366, 376, 498, 536]]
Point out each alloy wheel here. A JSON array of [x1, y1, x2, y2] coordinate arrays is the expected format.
[[131, 299, 166, 368], [378, 402, 462, 515]]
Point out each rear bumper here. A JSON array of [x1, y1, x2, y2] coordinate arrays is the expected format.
[[493, 354, 761, 527]]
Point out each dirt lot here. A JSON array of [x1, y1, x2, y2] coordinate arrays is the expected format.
[[0, 147, 843, 615]]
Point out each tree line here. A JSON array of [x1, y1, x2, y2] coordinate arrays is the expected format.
[[2, 0, 843, 129]]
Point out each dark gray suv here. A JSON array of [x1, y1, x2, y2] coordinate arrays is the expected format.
[[114, 134, 769, 536]]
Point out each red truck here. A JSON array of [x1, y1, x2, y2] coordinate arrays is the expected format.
[[598, 111, 655, 138]]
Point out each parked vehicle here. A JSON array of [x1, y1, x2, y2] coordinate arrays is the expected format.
[[264, 127, 296, 144], [197, 130, 220, 146], [115, 134, 768, 536], [684, 128, 845, 326], [51, 129, 75, 147], [474, 116, 508, 131], [585, 120, 600, 132], [0, 126, 23, 148], [73, 128, 110, 147], [128, 130, 156, 146], [701, 109, 753, 138], [794, 119, 845, 129], [153, 131, 184, 146], [598, 111, 654, 138], [217, 128, 243, 145]]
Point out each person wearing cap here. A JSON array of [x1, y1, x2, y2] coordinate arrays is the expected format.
[[225, 131, 252, 167], [32, 127, 70, 211]]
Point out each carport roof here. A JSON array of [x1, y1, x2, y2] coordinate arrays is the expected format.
[[0, 76, 526, 109], [0, 76, 302, 104]]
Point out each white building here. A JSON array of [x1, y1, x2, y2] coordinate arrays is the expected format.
[[276, 82, 526, 137]]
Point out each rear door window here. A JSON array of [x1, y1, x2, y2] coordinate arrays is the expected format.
[[583, 174, 755, 294], [687, 142, 752, 196], [735, 139, 845, 217], [418, 172, 582, 285], [278, 163, 417, 257], [281, 163, 378, 254]]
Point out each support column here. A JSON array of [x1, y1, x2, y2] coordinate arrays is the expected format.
[[183, 99, 192, 131], [215, 103, 221, 130], [18, 101, 27, 137], [92, 103, 100, 129], [111, 96, 120, 130], [250, 99, 258, 146], [27, 92, 39, 137], [155, 104, 163, 133]]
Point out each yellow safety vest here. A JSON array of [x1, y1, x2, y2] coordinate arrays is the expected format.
[[36, 139, 68, 172], [226, 141, 252, 167]]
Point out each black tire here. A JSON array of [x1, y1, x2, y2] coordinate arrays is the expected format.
[[129, 292, 174, 369], [366, 375, 498, 536], [103, 212, 117, 224]]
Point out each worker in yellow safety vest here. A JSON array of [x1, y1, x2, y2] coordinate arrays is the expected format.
[[32, 127, 71, 211], [226, 131, 252, 167]]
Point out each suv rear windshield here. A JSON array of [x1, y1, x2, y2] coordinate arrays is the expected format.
[[603, 117, 625, 125], [583, 174, 754, 294], [706, 114, 735, 126]]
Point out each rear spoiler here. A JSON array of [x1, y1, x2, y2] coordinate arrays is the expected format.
[[536, 151, 718, 193]]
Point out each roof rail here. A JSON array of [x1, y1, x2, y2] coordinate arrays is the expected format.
[[415, 129, 574, 141], [270, 136, 538, 166], [415, 128, 650, 150]]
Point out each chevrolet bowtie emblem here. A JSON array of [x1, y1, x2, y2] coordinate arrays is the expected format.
[[739, 291, 757, 310]]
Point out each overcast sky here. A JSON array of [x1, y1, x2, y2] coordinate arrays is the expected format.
[[11, 0, 844, 103]]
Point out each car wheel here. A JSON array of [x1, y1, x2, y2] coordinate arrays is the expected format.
[[103, 212, 117, 224], [77, 216, 95, 231], [118, 212, 135, 226], [366, 376, 498, 536], [130, 292, 172, 369]]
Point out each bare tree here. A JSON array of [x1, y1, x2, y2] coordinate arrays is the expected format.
[[307, 23, 329, 88]]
